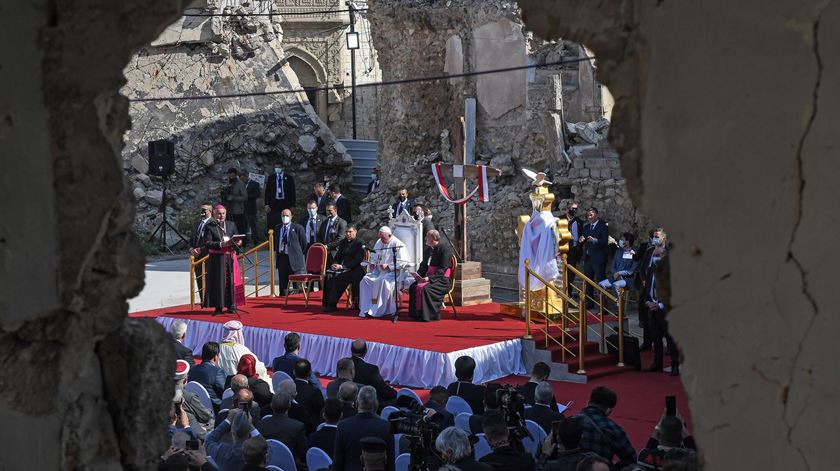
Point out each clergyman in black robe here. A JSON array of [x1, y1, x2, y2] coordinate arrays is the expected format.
[[408, 230, 452, 322], [323, 225, 366, 312], [203, 206, 242, 314]]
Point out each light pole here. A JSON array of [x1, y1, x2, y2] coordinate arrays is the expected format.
[[345, 1, 360, 140]]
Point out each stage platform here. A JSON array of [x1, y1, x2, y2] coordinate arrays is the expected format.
[[130, 293, 527, 388]]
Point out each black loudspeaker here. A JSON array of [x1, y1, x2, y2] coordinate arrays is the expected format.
[[148, 139, 175, 176]]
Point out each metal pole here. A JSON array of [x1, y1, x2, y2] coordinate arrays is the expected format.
[[544, 288, 549, 349], [189, 255, 196, 310], [269, 229, 276, 297], [599, 291, 605, 353], [254, 250, 260, 297], [201, 260, 206, 306], [617, 289, 625, 367], [578, 290, 586, 375], [524, 259, 532, 339], [561, 253, 568, 330], [347, 1, 357, 139]]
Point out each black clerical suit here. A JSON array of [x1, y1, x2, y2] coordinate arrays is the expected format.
[[274, 222, 307, 295], [264, 171, 296, 234], [408, 243, 452, 321], [203, 219, 239, 311], [351, 355, 397, 402], [317, 215, 347, 263], [323, 237, 366, 309], [446, 381, 486, 414], [331, 194, 352, 222], [581, 219, 609, 304]]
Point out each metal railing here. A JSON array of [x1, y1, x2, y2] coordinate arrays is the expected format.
[[523, 255, 626, 375], [190, 229, 275, 309]]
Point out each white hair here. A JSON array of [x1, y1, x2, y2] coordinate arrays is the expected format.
[[357, 385, 378, 411], [170, 320, 187, 340], [535, 381, 554, 404], [435, 427, 472, 462]]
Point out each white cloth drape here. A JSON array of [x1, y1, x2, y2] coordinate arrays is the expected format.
[[518, 210, 560, 291]]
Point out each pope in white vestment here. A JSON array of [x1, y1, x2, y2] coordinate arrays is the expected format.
[[217, 320, 270, 387], [359, 226, 410, 318]]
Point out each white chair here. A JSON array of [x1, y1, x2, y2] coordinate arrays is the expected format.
[[266, 466, 283, 471], [455, 412, 472, 433], [444, 395, 472, 416], [185, 381, 213, 411], [397, 388, 422, 405], [306, 447, 332, 471], [557, 400, 573, 414], [395, 453, 411, 471], [523, 420, 548, 457], [380, 405, 400, 420], [267, 439, 297, 471], [473, 433, 492, 459], [207, 456, 219, 469], [222, 388, 234, 400], [272, 371, 293, 392]]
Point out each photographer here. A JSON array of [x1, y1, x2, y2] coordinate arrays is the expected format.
[[390, 397, 447, 468], [435, 427, 492, 471], [174, 360, 214, 439], [205, 409, 261, 471], [536, 417, 596, 471], [160, 435, 215, 471], [479, 413, 535, 470], [637, 414, 696, 470]]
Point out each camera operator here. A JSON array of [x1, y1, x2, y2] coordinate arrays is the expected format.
[[479, 413, 535, 470], [469, 384, 502, 434], [435, 427, 492, 471], [390, 397, 447, 469]]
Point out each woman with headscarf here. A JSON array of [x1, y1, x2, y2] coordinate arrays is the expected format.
[[224, 354, 273, 407], [217, 320, 269, 381]]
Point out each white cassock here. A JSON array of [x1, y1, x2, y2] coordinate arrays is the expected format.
[[218, 341, 270, 383], [518, 210, 560, 292], [359, 235, 410, 317]]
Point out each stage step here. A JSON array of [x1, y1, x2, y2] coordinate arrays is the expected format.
[[528, 323, 633, 382]]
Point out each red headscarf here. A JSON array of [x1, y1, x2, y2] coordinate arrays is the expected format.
[[237, 354, 258, 378]]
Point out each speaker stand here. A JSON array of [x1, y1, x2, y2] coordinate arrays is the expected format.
[[148, 181, 189, 254]]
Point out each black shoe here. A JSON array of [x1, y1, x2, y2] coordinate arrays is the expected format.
[[644, 364, 663, 372], [226, 308, 237, 314], [670, 365, 680, 376], [323, 305, 336, 313], [391, 314, 399, 324], [213, 309, 223, 316]]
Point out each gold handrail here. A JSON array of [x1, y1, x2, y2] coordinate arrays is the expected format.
[[565, 263, 619, 303], [190, 229, 275, 310]]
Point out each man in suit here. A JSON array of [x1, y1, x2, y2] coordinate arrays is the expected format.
[[274, 208, 306, 296], [424, 386, 455, 429], [333, 385, 395, 471], [272, 379, 317, 435], [644, 246, 680, 376], [308, 398, 342, 457], [264, 166, 296, 235], [480, 413, 536, 471], [323, 225, 366, 312], [338, 381, 359, 419], [168, 320, 195, 366], [558, 201, 583, 296], [523, 382, 565, 434], [518, 362, 558, 409], [350, 339, 397, 404], [306, 182, 329, 216], [298, 200, 325, 252], [367, 168, 381, 194], [241, 171, 261, 246], [390, 188, 412, 217], [446, 355, 485, 415], [293, 359, 324, 423], [413, 204, 435, 238], [329, 184, 352, 222], [241, 436, 270, 471], [270, 332, 324, 393], [188, 342, 226, 412], [190, 204, 213, 301], [203, 206, 243, 314], [637, 228, 667, 351], [223, 168, 248, 245], [217, 382, 261, 425], [317, 203, 347, 264], [580, 207, 610, 308], [255, 392, 307, 468], [205, 409, 259, 471], [326, 357, 355, 399]]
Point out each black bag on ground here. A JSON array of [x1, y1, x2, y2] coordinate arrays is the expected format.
[[606, 334, 641, 370]]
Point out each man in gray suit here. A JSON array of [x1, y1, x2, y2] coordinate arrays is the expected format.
[[275, 208, 307, 295]]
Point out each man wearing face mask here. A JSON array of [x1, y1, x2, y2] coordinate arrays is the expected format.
[[390, 188, 412, 217], [298, 200, 325, 252], [318, 203, 347, 265], [559, 202, 583, 296], [598, 232, 638, 296], [643, 242, 679, 375], [223, 168, 248, 246], [306, 183, 329, 217], [637, 228, 667, 350], [367, 168, 381, 194], [265, 166, 297, 236], [275, 208, 307, 296]]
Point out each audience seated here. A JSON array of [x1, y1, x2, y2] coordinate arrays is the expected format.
[[518, 362, 559, 409], [188, 342, 226, 412], [326, 357, 356, 399], [174, 360, 214, 439], [241, 435, 270, 471], [333, 385, 395, 471], [206, 409, 260, 471], [424, 385, 455, 429], [307, 398, 342, 458], [338, 380, 359, 420], [217, 386, 261, 426], [271, 332, 323, 391], [293, 358, 325, 423], [350, 338, 397, 403], [272, 379, 317, 434], [637, 415, 696, 470], [536, 417, 597, 471], [225, 353, 272, 408], [479, 412, 536, 471], [435, 426, 493, 471], [469, 384, 502, 435], [524, 381, 565, 434], [170, 320, 196, 366], [218, 320, 268, 378], [577, 386, 636, 468], [447, 355, 486, 414], [255, 391, 307, 469]]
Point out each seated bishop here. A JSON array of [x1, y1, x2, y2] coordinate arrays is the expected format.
[[358, 226, 409, 319], [407, 230, 453, 322]]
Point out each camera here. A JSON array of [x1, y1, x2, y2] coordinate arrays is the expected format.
[[496, 385, 531, 449], [388, 401, 444, 471], [186, 439, 199, 450]]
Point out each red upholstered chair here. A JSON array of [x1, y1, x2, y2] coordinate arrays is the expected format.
[[285, 243, 328, 308], [444, 255, 458, 317]]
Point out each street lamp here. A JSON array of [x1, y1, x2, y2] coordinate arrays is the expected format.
[[346, 2, 358, 139]]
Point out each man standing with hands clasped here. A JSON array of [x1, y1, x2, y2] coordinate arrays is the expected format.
[[274, 208, 306, 296], [580, 207, 609, 309]]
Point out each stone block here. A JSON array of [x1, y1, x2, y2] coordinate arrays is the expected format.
[[133, 187, 146, 200], [137, 173, 152, 187], [298, 135, 317, 153], [131, 155, 148, 174], [144, 190, 163, 206], [572, 159, 584, 168]]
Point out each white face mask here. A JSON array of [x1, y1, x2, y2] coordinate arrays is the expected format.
[[275, 167, 283, 175], [618, 240, 625, 248], [652, 237, 662, 247], [307, 208, 317, 217], [281, 216, 291, 224]]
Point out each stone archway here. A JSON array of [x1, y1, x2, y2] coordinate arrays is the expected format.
[[285, 47, 330, 124]]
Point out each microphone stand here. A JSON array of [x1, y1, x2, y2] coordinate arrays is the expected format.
[[438, 227, 463, 263], [390, 245, 401, 324]]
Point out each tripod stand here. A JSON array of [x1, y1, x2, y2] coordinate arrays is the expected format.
[[148, 179, 189, 254]]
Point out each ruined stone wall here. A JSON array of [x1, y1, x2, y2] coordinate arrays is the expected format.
[[362, 0, 648, 283], [122, 2, 352, 237]]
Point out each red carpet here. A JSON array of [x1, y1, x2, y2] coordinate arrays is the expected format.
[[131, 293, 524, 353]]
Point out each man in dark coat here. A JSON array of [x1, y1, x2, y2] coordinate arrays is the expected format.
[[293, 359, 325, 424], [298, 200, 325, 252], [408, 230, 452, 322], [446, 355, 486, 415], [333, 385, 395, 471], [523, 382, 565, 434], [264, 167, 296, 235], [305, 182, 329, 216], [203, 205, 243, 314], [223, 168, 248, 246], [580, 207, 609, 308], [274, 208, 307, 296], [190, 204, 213, 302], [350, 339, 397, 403], [318, 203, 348, 264], [188, 342, 226, 412], [390, 188, 412, 218], [255, 391, 307, 469], [558, 202, 583, 296], [241, 171, 261, 246], [308, 398, 342, 457], [323, 225, 366, 312], [328, 184, 352, 222]]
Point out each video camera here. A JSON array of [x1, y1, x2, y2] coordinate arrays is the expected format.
[[496, 385, 532, 449], [388, 400, 445, 471]]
